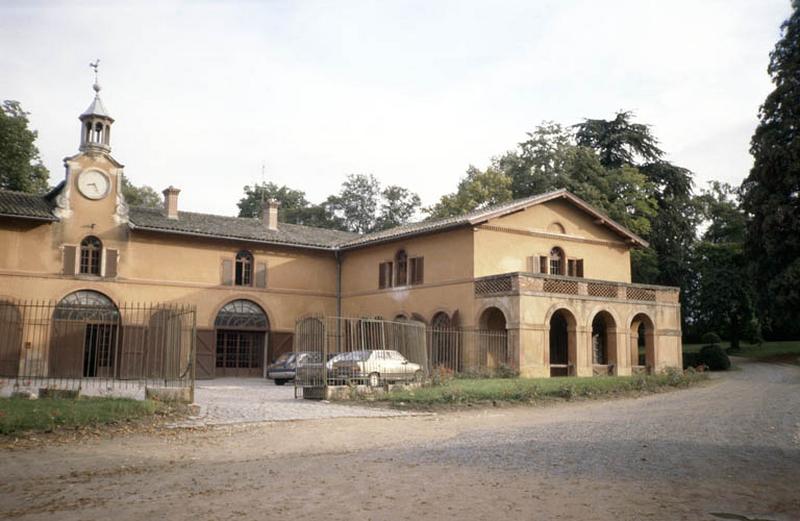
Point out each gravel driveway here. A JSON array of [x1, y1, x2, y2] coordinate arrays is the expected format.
[[180, 378, 409, 426], [1, 359, 798, 521]]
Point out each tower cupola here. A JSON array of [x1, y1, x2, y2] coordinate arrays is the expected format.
[[79, 60, 114, 153]]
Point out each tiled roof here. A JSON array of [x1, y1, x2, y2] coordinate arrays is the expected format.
[[128, 207, 358, 249], [339, 190, 572, 248], [0, 186, 647, 249], [0, 189, 57, 221]]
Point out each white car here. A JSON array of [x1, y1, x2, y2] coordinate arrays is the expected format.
[[327, 349, 423, 387]]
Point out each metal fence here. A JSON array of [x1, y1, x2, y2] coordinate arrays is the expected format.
[[294, 316, 428, 388], [293, 316, 512, 390], [427, 328, 511, 377], [0, 300, 196, 396]]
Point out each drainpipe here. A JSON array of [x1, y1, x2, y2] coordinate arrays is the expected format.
[[335, 250, 342, 353]]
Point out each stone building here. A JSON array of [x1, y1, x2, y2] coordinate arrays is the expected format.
[[0, 82, 682, 380]]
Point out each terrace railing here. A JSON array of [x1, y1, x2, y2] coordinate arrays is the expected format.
[[475, 272, 680, 304]]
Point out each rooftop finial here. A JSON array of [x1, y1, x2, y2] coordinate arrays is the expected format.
[[89, 59, 101, 93]]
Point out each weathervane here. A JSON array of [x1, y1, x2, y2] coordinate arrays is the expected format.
[[89, 59, 101, 92]]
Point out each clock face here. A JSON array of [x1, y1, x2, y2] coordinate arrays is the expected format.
[[77, 170, 110, 200]]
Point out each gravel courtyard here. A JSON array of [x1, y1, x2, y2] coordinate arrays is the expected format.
[[181, 378, 410, 426], [1, 359, 798, 521]]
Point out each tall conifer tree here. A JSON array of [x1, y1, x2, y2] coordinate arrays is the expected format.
[[741, 2, 800, 337]]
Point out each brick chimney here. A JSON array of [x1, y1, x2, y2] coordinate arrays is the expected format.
[[162, 186, 180, 220], [263, 199, 280, 231]]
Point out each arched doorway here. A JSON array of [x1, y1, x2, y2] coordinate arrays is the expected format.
[[214, 299, 269, 377], [479, 307, 508, 370], [630, 313, 656, 373], [549, 309, 576, 377], [0, 301, 22, 377], [591, 311, 617, 373], [51, 290, 119, 378]]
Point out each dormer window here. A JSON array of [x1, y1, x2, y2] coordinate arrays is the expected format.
[[235, 250, 254, 286], [79, 236, 102, 275]]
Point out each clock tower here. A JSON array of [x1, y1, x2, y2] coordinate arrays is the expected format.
[[54, 61, 127, 229]]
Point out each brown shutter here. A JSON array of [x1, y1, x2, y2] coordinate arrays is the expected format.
[[105, 249, 118, 278], [576, 259, 584, 278], [255, 262, 267, 288], [413, 257, 424, 285], [539, 256, 548, 274], [63, 245, 77, 275], [222, 259, 233, 286], [567, 259, 576, 277], [379, 262, 386, 289]]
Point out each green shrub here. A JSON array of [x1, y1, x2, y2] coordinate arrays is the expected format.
[[701, 332, 722, 345], [683, 351, 702, 369], [699, 344, 731, 371], [496, 363, 519, 379]]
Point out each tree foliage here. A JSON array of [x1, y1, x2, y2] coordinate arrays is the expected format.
[[237, 175, 420, 233], [690, 183, 758, 347], [237, 181, 344, 229], [121, 175, 161, 208], [0, 100, 50, 193], [426, 165, 513, 218], [574, 110, 663, 168], [740, 1, 800, 338]]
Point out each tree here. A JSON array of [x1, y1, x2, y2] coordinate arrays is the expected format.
[[0, 100, 50, 193], [426, 165, 513, 218], [691, 183, 757, 347], [374, 185, 421, 231], [740, 1, 800, 338], [121, 175, 161, 208], [326, 174, 382, 233], [574, 111, 663, 168], [237, 182, 310, 220]]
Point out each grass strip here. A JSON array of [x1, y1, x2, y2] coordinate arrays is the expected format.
[[0, 397, 161, 436], [365, 369, 707, 408]]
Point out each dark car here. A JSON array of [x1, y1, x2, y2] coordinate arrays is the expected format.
[[266, 352, 300, 385]]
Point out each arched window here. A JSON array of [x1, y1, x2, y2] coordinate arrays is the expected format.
[[549, 247, 564, 276], [235, 250, 254, 286], [214, 299, 268, 329], [80, 236, 102, 275], [395, 250, 408, 286]]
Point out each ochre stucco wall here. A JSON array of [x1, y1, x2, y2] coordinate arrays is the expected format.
[[474, 200, 632, 282]]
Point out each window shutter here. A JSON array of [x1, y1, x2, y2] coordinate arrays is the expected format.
[[105, 249, 118, 278], [63, 245, 77, 275], [567, 259, 576, 277], [539, 256, 548, 274], [255, 262, 267, 288], [221, 259, 233, 286], [379, 262, 387, 289], [576, 259, 584, 278], [527, 256, 537, 273], [411, 257, 424, 285]]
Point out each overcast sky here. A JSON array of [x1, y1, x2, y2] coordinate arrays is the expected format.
[[0, 0, 791, 216]]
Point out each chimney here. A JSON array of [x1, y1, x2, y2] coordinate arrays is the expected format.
[[162, 186, 180, 220], [263, 199, 280, 231]]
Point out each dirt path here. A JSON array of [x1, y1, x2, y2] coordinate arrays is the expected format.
[[1, 360, 798, 521]]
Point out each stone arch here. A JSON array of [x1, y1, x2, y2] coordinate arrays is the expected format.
[[474, 301, 513, 330], [0, 300, 22, 377], [628, 311, 656, 372], [50, 290, 119, 378], [547, 221, 566, 234], [589, 310, 617, 370], [545, 305, 578, 377], [477, 307, 508, 371], [208, 294, 274, 331], [213, 298, 270, 377]]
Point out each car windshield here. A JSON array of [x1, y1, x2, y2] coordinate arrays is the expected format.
[[333, 350, 370, 362], [274, 352, 293, 364]]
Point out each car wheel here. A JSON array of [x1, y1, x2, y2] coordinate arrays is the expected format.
[[413, 370, 424, 383], [274, 379, 287, 386], [368, 372, 380, 388]]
